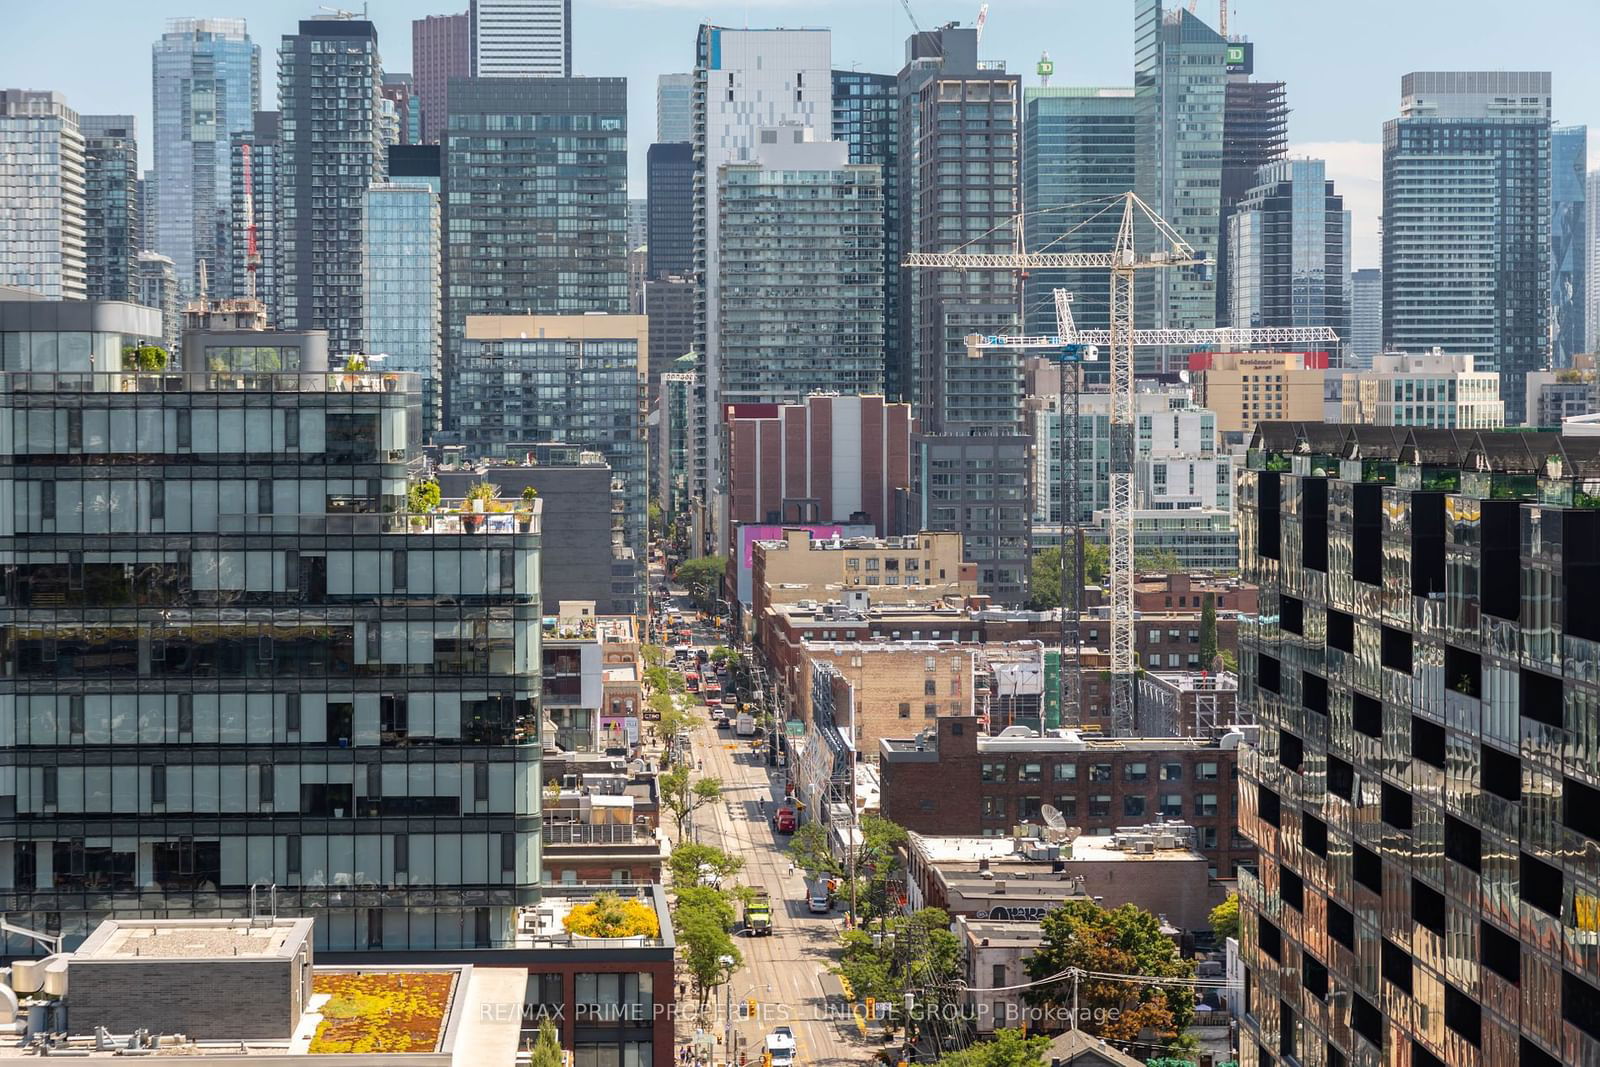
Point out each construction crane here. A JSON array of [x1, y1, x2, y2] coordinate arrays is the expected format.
[[975, 3, 989, 45], [911, 191, 1340, 734]]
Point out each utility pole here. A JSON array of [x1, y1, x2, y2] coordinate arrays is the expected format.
[[848, 750, 858, 927]]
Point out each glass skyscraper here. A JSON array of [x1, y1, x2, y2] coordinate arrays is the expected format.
[[655, 74, 692, 144], [364, 183, 442, 433], [0, 292, 542, 952], [0, 91, 86, 301], [1552, 125, 1588, 368], [228, 111, 281, 323], [1382, 71, 1551, 425], [1227, 159, 1350, 353], [278, 18, 386, 358], [832, 70, 901, 400], [81, 116, 140, 305], [1349, 268, 1383, 370], [443, 77, 629, 427], [151, 18, 259, 299], [716, 130, 884, 406], [1021, 86, 1137, 343], [1135, 0, 1225, 361], [645, 142, 692, 280]]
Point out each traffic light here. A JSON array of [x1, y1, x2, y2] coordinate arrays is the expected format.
[[865, 997, 876, 1018], [746, 997, 757, 1018]]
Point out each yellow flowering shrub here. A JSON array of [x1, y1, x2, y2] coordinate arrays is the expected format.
[[308, 971, 455, 1054], [562, 892, 660, 938]]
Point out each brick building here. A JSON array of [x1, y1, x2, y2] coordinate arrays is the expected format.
[[879, 717, 1256, 877], [1123, 572, 1258, 615], [749, 529, 975, 633], [726, 394, 913, 536], [783, 641, 983, 753]]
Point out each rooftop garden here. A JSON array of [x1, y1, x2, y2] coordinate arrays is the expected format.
[[308, 970, 456, 1055], [562, 891, 661, 939]]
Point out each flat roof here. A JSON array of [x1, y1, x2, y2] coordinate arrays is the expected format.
[[959, 920, 1042, 947], [75, 918, 314, 961]]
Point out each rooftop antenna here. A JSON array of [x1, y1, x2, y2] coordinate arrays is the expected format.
[[1037, 51, 1054, 87], [1220, 0, 1229, 39]]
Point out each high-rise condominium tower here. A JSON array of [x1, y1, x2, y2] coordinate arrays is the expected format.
[[1383, 71, 1551, 424], [0, 90, 86, 300], [471, 0, 570, 77], [1551, 125, 1588, 367], [151, 18, 259, 298], [413, 13, 470, 144], [278, 18, 386, 356], [656, 73, 692, 143], [81, 115, 139, 304]]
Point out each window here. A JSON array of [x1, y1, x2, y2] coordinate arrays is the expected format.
[[898, 702, 911, 719], [1159, 794, 1183, 817], [1123, 795, 1146, 818], [1195, 761, 1219, 781], [1159, 763, 1183, 782], [1088, 794, 1111, 817], [981, 796, 1005, 819], [1018, 763, 1042, 783], [1197, 794, 1218, 817], [1088, 763, 1112, 783], [1053, 763, 1077, 783], [924, 703, 938, 718], [1053, 796, 1077, 817], [1124, 762, 1148, 783], [924, 678, 937, 696], [1019, 796, 1043, 821], [981, 763, 1005, 782]]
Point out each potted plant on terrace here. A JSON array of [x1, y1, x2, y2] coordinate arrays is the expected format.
[[561, 891, 660, 945]]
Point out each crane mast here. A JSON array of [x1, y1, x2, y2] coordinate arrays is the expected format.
[[913, 191, 1339, 735], [241, 142, 259, 302]]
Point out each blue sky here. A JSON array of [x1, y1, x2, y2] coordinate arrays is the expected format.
[[5, 0, 1599, 267]]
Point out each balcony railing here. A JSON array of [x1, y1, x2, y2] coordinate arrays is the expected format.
[[541, 822, 657, 846], [220, 503, 538, 536], [3, 370, 421, 396]]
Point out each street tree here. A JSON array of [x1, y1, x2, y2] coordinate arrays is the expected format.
[[837, 907, 960, 1029], [668, 842, 744, 889], [935, 1027, 1050, 1067], [1199, 593, 1219, 668], [659, 765, 722, 841], [1135, 548, 1181, 573], [788, 814, 909, 921], [674, 555, 728, 609], [658, 699, 701, 742], [1024, 899, 1197, 1045], [787, 822, 842, 878], [527, 1019, 563, 1067], [1209, 892, 1240, 943], [674, 895, 741, 1012]]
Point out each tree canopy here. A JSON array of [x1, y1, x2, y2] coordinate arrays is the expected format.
[[527, 1019, 563, 1067], [788, 814, 908, 922], [674, 555, 728, 609], [935, 1028, 1051, 1067], [1209, 892, 1240, 943], [659, 765, 722, 841], [667, 842, 744, 889], [1023, 899, 1197, 1045], [836, 908, 960, 1027]]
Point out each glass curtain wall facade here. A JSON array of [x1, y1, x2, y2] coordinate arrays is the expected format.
[[0, 296, 542, 953], [364, 183, 442, 433], [1227, 159, 1350, 354], [229, 111, 281, 324], [151, 19, 259, 299], [1134, 0, 1225, 365], [278, 19, 386, 357], [81, 116, 140, 305], [443, 78, 629, 431], [1218, 73, 1289, 328], [645, 142, 693, 280], [454, 316, 646, 576], [1349, 268, 1382, 370], [655, 74, 692, 144], [1021, 87, 1137, 346], [0, 91, 86, 301], [1382, 71, 1551, 426], [1237, 421, 1600, 1067], [715, 138, 884, 406], [1551, 125, 1588, 368], [831, 71, 901, 401]]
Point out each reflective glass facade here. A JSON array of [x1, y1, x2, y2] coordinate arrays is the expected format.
[[645, 142, 692, 280], [81, 116, 140, 305], [151, 19, 260, 300], [1227, 159, 1349, 358], [0, 299, 541, 954], [1237, 422, 1600, 1067], [364, 183, 442, 433], [1349, 269, 1382, 371], [1382, 72, 1551, 426], [1021, 87, 1137, 345], [1134, 0, 1225, 361], [229, 112, 281, 325], [832, 70, 901, 401], [1552, 125, 1588, 369]]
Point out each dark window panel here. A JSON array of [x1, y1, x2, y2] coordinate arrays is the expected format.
[[1280, 594, 1303, 635], [1519, 851, 1562, 917], [1302, 671, 1328, 715], [1380, 625, 1412, 674], [1353, 692, 1383, 739], [1481, 745, 1522, 802], [1411, 716, 1446, 768], [1354, 843, 1382, 894], [1303, 812, 1328, 857], [1520, 668, 1563, 729], [1444, 984, 1481, 1047], [1326, 608, 1354, 652], [1444, 815, 1482, 872], [1411, 878, 1445, 936], [1382, 939, 1413, 995], [1480, 921, 1520, 985]]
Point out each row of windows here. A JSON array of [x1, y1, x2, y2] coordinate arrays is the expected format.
[[980, 793, 1227, 820], [980, 760, 1223, 783]]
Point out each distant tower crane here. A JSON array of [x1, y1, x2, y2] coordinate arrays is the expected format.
[[240, 142, 260, 302], [908, 191, 1339, 734]]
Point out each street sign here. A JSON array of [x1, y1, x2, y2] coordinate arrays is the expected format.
[[785, 720, 805, 737]]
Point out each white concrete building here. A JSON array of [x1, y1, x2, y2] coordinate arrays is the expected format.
[[1339, 349, 1504, 429], [693, 26, 833, 548], [470, 0, 569, 77]]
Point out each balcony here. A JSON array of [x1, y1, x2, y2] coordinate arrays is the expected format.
[[541, 822, 657, 846]]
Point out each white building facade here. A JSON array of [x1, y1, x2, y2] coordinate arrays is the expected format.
[[1339, 349, 1504, 429]]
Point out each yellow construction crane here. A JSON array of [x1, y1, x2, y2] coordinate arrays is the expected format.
[[910, 191, 1339, 733]]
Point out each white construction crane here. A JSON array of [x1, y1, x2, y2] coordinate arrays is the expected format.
[[913, 191, 1340, 734]]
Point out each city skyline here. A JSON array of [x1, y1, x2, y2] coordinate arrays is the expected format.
[[4, 0, 1598, 269]]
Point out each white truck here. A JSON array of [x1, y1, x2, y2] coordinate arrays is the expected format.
[[765, 1028, 796, 1067], [734, 710, 757, 737]]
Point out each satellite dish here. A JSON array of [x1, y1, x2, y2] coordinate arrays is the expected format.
[[1041, 804, 1067, 836]]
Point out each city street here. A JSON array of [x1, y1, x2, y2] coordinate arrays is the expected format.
[[653, 598, 872, 1067]]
